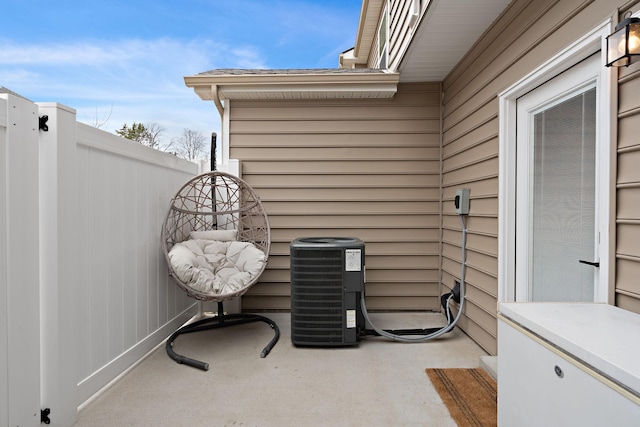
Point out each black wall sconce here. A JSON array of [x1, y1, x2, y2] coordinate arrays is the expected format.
[[606, 13, 640, 67]]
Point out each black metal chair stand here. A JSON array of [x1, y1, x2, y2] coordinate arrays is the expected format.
[[166, 301, 280, 371]]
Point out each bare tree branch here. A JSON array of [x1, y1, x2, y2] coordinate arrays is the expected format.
[[88, 105, 113, 129], [170, 129, 208, 161]]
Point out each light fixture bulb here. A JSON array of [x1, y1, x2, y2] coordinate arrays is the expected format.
[[629, 31, 640, 53], [618, 37, 627, 54]]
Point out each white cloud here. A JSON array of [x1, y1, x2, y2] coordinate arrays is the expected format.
[[0, 37, 269, 140], [0, 37, 219, 68], [0, 41, 121, 66], [229, 46, 268, 69], [0, 69, 42, 87], [0, 0, 361, 158]]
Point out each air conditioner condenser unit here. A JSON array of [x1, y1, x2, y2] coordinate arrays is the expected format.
[[290, 237, 365, 347]]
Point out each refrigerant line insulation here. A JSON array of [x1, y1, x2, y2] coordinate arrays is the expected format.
[[361, 214, 468, 342]]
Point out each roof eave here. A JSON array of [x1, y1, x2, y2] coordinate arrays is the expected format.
[[353, 0, 385, 61], [184, 70, 400, 101]]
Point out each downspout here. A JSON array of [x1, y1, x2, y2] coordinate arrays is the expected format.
[[438, 83, 444, 308], [210, 84, 230, 166], [211, 84, 224, 117]]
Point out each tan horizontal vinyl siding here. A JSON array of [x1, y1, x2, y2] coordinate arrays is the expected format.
[[441, 0, 618, 355], [229, 83, 442, 311], [368, 1, 414, 70], [615, 40, 640, 315], [388, 0, 413, 70]]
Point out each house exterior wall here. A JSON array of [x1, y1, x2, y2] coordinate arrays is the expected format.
[[227, 83, 443, 312], [203, 0, 640, 357], [442, 0, 640, 355], [388, 0, 415, 70], [615, 9, 640, 314], [368, 0, 418, 69]]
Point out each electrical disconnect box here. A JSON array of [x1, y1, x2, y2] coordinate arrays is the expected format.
[[454, 188, 470, 215]]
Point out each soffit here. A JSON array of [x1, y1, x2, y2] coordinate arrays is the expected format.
[[398, 0, 511, 82], [184, 68, 400, 100], [354, 0, 385, 61]]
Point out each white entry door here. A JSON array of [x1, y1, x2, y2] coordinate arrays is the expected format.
[[515, 54, 604, 302]]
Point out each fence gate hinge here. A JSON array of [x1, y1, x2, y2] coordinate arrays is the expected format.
[[39, 115, 49, 131], [41, 408, 51, 424]]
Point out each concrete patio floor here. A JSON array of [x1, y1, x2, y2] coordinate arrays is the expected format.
[[75, 311, 490, 426]]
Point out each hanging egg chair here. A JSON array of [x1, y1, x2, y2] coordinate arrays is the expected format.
[[161, 171, 279, 370]]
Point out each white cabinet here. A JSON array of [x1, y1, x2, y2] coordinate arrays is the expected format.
[[498, 303, 640, 426]]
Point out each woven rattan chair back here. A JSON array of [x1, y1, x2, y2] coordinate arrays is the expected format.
[[161, 171, 270, 301]]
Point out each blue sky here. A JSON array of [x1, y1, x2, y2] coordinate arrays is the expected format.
[[1, 0, 362, 146]]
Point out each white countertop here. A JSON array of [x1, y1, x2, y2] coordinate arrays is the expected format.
[[498, 302, 640, 396]]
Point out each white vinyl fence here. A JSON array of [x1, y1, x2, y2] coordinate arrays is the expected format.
[[1, 93, 201, 426], [1, 92, 42, 427]]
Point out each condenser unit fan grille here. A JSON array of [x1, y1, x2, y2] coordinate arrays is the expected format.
[[290, 237, 365, 347], [291, 248, 345, 344]]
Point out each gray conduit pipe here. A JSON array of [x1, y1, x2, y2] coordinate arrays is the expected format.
[[361, 214, 467, 342]]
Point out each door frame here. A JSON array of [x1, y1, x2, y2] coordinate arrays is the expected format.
[[498, 20, 617, 303], [516, 64, 598, 301]]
